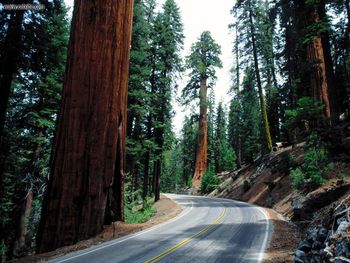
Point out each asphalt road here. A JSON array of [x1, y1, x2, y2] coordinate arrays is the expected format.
[[47, 194, 272, 263]]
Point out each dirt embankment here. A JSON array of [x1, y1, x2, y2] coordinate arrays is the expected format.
[[10, 195, 181, 263], [210, 143, 350, 263]]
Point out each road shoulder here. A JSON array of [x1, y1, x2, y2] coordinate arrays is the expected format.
[[10, 195, 182, 263], [262, 208, 303, 263]]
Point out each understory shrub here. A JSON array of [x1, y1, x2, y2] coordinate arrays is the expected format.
[[201, 168, 221, 194], [124, 174, 155, 224], [290, 133, 328, 189]]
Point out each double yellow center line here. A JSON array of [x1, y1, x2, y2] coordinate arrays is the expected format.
[[144, 208, 227, 263]]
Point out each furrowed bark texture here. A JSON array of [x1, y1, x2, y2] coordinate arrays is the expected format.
[[306, 4, 331, 119], [192, 77, 208, 191], [37, 0, 133, 252]]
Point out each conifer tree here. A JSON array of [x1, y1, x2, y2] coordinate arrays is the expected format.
[[126, 0, 152, 204], [150, 0, 184, 201], [240, 68, 262, 161], [214, 102, 236, 173], [37, 0, 133, 252], [231, 0, 272, 151], [0, 0, 69, 259], [182, 31, 222, 190], [180, 115, 197, 187]]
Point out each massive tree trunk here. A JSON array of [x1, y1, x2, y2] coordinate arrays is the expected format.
[[0, 8, 24, 143], [248, 0, 272, 152], [305, 2, 331, 119], [192, 77, 208, 191], [318, 2, 337, 117], [37, 0, 133, 252]]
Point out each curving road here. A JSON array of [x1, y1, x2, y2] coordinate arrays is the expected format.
[[47, 194, 272, 263]]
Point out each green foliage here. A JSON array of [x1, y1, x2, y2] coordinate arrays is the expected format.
[[213, 102, 237, 172], [290, 168, 305, 189], [290, 134, 328, 189], [284, 97, 325, 132], [181, 31, 222, 105], [161, 141, 183, 192], [201, 168, 221, 194], [126, 0, 156, 202], [0, 1, 69, 259], [221, 145, 237, 171], [240, 68, 262, 162], [303, 21, 329, 44], [126, 0, 184, 201], [125, 200, 156, 224], [124, 174, 155, 224], [180, 115, 197, 187]]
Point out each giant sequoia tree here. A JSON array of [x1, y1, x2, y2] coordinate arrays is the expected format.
[[37, 0, 133, 252], [302, 0, 333, 119], [182, 31, 222, 191]]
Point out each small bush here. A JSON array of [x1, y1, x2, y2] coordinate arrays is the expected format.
[[284, 97, 325, 133], [290, 134, 328, 189], [290, 168, 305, 189], [201, 168, 221, 194], [222, 145, 237, 171], [124, 173, 155, 224], [125, 200, 155, 224]]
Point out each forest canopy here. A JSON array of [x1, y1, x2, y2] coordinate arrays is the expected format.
[[0, 0, 349, 260]]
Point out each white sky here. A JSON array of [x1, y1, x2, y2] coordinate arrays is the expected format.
[[64, 0, 234, 135]]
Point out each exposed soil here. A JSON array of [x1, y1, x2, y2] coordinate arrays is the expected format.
[[263, 208, 303, 263], [10, 195, 181, 263], [210, 143, 350, 263]]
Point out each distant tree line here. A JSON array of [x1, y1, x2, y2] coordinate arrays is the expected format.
[[0, 0, 349, 261]]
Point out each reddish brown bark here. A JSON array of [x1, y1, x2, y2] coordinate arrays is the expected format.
[[14, 133, 42, 256], [306, 6, 331, 119], [13, 191, 33, 257], [37, 0, 133, 252], [318, 3, 337, 116], [192, 77, 208, 191]]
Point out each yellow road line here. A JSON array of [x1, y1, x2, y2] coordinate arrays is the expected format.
[[144, 208, 227, 263]]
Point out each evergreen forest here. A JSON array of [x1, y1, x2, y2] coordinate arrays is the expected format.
[[0, 0, 349, 261]]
